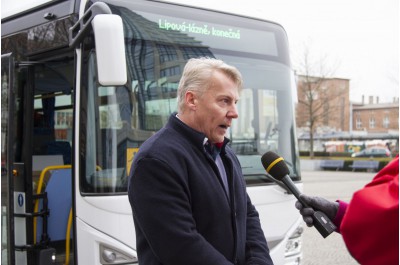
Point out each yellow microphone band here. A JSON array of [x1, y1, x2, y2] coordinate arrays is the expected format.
[[266, 157, 284, 173]]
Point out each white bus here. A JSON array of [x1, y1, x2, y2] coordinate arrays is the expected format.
[[1, 0, 303, 264]]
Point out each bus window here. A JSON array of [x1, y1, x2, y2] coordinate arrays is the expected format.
[[32, 62, 73, 165], [80, 52, 151, 193]]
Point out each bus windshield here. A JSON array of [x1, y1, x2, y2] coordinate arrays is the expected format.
[[80, 0, 300, 194]]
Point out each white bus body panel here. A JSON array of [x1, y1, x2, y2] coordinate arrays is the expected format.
[[248, 184, 303, 264], [74, 183, 302, 264]]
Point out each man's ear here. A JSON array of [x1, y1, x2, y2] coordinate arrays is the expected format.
[[185, 91, 197, 110]]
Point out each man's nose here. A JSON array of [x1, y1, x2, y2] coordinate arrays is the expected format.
[[228, 104, 239, 119]]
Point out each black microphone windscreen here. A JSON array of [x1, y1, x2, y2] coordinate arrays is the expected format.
[[261, 151, 290, 181]]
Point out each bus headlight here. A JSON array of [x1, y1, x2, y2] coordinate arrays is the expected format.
[[285, 226, 303, 257], [100, 243, 138, 264]]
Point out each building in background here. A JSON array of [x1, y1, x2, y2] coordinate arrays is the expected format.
[[296, 75, 399, 155], [352, 95, 399, 133]]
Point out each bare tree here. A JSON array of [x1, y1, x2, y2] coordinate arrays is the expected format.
[[294, 41, 347, 158]]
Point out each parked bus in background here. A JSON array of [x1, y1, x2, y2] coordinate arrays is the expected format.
[[1, 0, 303, 264]]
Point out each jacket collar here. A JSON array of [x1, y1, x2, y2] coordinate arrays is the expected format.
[[168, 113, 230, 154]]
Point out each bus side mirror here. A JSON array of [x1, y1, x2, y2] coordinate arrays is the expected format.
[[92, 14, 127, 86]]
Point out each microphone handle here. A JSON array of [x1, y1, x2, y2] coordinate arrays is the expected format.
[[281, 175, 309, 207], [281, 175, 336, 238]]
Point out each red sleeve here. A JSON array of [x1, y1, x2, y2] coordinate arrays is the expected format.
[[340, 157, 399, 265], [333, 200, 348, 233]]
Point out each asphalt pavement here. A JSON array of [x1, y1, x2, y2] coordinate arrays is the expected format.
[[299, 170, 375, 265]]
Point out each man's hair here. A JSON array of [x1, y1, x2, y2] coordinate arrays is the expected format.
[[177, 57, 243, 112]]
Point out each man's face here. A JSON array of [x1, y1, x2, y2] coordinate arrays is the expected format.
[[193, 71, 239, 144]]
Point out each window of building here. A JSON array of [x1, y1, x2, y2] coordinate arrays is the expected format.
[[160, 66, 180, 77], [157, 44, 178, 63], [323, 103, 329, 126], [369, 117, 375, 128], [383, 116, 390, 128], [182, 47, 212, 59], [356, 117, 362, 129]]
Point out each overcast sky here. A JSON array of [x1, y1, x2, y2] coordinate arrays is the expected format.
[[169, 0, 399, 103]]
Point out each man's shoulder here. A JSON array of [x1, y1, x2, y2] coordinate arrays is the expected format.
[[136, 128, 176, 156]]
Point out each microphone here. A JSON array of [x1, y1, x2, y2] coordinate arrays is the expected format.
[[261, 151, 336, 238]]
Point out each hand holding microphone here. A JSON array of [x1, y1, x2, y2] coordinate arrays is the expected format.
[[295, 194, 339, 227], [261, 151, 337, 238]]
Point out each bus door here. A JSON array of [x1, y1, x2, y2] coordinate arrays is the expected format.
[[30, 58, 75, 265], [1, 53, 75, 265], [2, 53, 33, 265]]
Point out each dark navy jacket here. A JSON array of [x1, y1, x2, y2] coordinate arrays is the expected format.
[[128, 114, 273, 265]]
